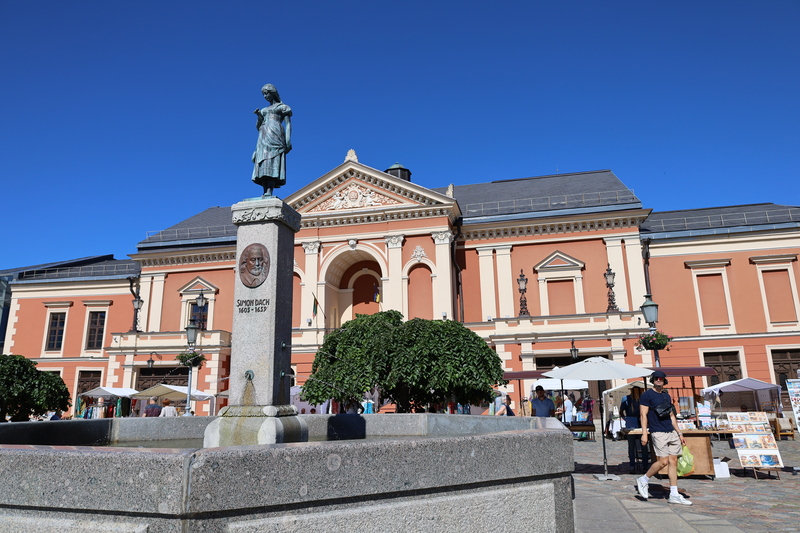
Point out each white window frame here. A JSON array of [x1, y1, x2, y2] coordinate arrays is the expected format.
[[685, 259, 736, 335], [81, 300, 112, 356], [41, 301, 73, 357], [750, 255, 799, 332], [534, 251, 586, 316], [177, 278, 218, 331]]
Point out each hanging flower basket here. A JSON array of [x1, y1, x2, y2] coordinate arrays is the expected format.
[[634, 330, 673, 352], [176, 350, 206, 368]]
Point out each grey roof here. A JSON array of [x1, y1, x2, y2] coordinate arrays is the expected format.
[[7, 256, 140, 283], [431, 169, 641, 220], [138, 207, 236, 250], [642, 203, 800, 239], [0, 255, 116, 277]]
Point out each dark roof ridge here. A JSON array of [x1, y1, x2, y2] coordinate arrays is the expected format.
[[491, 169, 612, 184], [650, 203, 792, 215]]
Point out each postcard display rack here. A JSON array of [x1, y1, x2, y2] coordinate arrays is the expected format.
[[725, 412, 785, 479]]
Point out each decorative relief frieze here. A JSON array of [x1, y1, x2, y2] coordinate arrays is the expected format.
[[411, 246, 427, 261], [232, 204, 301, 230], [309, 183, 402, 213], [432, 231, 454, 245], [462, 216, 647, 241], [384, 235, 405, 249], [139, 251, 237, 267], [301, 241, 322, 254]]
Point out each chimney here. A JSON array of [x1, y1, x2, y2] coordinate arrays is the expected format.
[[385, 162, 411, 182]]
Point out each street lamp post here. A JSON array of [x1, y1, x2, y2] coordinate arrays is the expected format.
[[604, 264, 618, 312], [517, 269, 529, 316], [640, 294, 660, 367], [184, 318, 198, 416]]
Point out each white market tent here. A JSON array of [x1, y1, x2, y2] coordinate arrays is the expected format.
[[701, 378, 783, 413], [602, 380, 646, 418], [79, 387, 139, 398], [133, 384, 214, 401]]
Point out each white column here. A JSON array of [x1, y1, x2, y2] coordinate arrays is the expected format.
[[494, 245, 514, 318], [624, 237, 648, 311], [603, 236, 630, 311], [384, 234, 405, 314], [476, 246, 497, 320], [301, 241, 322, 325], [538, 278, 549, 315], [146, 273, 167, 331], [432, 231, 454, 320], [574, 275, 586, 313]]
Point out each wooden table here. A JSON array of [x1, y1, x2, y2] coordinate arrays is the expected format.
[[628, 429, 716, 479]]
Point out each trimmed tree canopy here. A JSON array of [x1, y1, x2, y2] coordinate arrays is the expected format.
[[301, 312, 506, 413], [0, 354, 71, 422]]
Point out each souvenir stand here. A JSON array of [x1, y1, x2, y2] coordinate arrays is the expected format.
[[78, 387, 140, 418], [133, 384, 214, 415]]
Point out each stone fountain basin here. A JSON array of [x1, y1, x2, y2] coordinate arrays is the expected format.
[[0, 415, 574, 532]]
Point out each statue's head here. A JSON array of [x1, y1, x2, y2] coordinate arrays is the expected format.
[[261, 83, 281, 102]]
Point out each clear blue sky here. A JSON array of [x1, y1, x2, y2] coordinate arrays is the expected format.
[[2, 2, 798, 270]]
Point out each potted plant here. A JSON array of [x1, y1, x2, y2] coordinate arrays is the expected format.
[[175, 350, 206, 368], [634, 330, 673, 352]]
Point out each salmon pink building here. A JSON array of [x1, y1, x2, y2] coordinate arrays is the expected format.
[[3, 153, 799, 416]]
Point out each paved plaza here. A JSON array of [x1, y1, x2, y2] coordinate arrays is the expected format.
[[572, 434, 800, 532]]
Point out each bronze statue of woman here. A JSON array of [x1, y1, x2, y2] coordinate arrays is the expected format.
[[251, 84, 292, 197]]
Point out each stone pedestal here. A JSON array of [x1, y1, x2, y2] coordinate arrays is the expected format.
[[204, 197, 308, 447]]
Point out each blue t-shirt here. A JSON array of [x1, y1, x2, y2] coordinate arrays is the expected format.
[[530, 397, 555, 417], [640, 388, 674, 433]]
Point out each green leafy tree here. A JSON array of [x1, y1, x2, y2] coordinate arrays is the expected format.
[[0, 354, 71, 422], [385, 318, 507, 412], [302, 312, 507, 413], [301, 310, 403, 406]]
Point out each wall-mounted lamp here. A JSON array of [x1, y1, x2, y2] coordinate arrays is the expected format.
[[487, 316, 493, 322], [306, 318, 312, 327], [128, 277, 144, 333], [516, 269, 529, 316], [442, 312, 447, 320], [604, 264, 618, 312], [146, 351, 161, 369], [570, 339, 579, 362]]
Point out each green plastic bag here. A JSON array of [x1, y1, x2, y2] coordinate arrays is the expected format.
[[677, 445, 694, 476]]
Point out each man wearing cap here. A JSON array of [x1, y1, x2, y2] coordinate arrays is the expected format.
[[635, 370, 692, 505], [530, 385, 556, 418]]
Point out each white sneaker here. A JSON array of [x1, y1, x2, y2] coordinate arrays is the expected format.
[[635, 477, 650, 499], [668, 493, 692, 506]]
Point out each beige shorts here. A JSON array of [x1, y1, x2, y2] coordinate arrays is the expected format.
[[651, 430, 682, 457]]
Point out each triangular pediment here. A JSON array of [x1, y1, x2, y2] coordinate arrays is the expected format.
[[534, 251, 585, 272], [285, 159, 459, 222], [178, 277, 218, 295]]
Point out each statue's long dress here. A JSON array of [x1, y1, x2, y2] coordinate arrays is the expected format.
[[251, 103, 292, 188]]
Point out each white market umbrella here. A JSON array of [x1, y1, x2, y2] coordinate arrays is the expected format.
[[532, 378, 589, 391], [79, 387, 139, 398], [544, 357, 652, 481], [133, 384, 214, 401]]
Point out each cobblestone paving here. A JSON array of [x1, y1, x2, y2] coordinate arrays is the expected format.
[[573, 435, 800, 532]]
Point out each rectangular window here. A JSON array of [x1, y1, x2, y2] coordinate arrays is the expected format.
[[763, 270, 797, 323], [547, 280, 576, 315], [703, 351, 742, 385], [697, 274, 729, 326], [46, 313, 66, 351], [190, 304, 208, 330], [85, 311, 106, 350]]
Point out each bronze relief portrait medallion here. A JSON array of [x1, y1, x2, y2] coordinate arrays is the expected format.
[[239, 243, 270, 288]]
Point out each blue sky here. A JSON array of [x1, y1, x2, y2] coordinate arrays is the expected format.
[[1, 2, 798, 270]]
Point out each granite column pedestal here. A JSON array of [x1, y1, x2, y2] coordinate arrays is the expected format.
[[204, 197, 308, 446]]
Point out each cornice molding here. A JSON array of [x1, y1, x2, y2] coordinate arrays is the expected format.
[[462, 214, 648, 241], [138, 251, 237, 268]]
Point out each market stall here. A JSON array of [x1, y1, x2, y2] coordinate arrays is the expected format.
[[78, 387, 140, 418]]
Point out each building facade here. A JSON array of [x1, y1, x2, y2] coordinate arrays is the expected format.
[[3, 154, 799, 416]]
